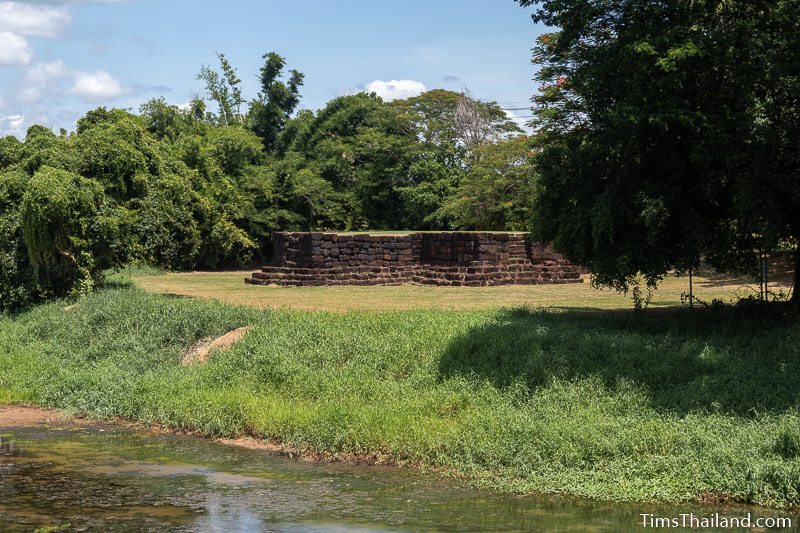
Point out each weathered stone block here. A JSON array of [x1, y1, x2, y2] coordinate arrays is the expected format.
[[250, 232, 585, 287]]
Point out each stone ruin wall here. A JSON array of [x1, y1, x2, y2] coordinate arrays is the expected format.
[[246, 232, 584, 287]]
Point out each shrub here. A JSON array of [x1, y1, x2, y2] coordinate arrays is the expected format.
[[130, 174, 202, 270], [0, 170, 40, 311], [0, 135, 22, 170], [773, 417, 800, 460], [21, 166, 128, 298], [203, 127, 264, 178]]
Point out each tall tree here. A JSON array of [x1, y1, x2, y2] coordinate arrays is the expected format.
[[197, 53, 244, 126], [440, 136, 537, 231], [249, 52, 305, 153], [454, 91, 519, 150], [515, 0, 791, 297], [730, 0, 800, 305], [280, 93, 417, 230], [391, 89, 522, 228]]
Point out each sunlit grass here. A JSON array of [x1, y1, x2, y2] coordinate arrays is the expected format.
[[1, 286, 799, 506], [130, 269, 782, 313]]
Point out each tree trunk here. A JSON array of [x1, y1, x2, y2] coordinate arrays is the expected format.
[[793, 241, 800, 308]]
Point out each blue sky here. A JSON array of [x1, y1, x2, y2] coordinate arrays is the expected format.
[[0, 0, 547, 137]]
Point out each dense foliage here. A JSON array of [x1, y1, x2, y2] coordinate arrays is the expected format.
[[0, 53, 528, 311], [517, 0, 800, 303]]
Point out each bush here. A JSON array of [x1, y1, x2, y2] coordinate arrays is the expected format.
[[0, 135, 22, 170], [773, 417, 800, 459], [0, 170, 40, 311], [202, 127, 264, 178], [21, 166, 128, 298], [131, 174, 202, 270], [203, 217, 255, 268]]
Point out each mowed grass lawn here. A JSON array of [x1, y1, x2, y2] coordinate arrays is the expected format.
[[131, 269, 783, 312]]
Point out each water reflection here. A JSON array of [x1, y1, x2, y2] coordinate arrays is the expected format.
[[0, 425, 797, 532], [0, 436, 21, 457]]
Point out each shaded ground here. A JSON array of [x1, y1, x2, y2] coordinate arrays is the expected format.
[[131, 271, 788, 312], [438, 306, 800, 416]]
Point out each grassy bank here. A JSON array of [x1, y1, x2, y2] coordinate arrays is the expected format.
[[2, 285, 800, 507]]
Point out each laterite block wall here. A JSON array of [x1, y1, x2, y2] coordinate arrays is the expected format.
[[245, 232, 584, 287]]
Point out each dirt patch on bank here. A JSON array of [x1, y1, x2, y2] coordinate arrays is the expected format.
[[0, 406, 70, 427], [181, 326, 251, 365], [217, 435, 412, 467]]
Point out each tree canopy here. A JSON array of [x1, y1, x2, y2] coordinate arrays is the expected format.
[[517, 0, 800, 303], [0, 52, 532, 311]]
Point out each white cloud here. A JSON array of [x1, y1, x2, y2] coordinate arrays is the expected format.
[[0, 2, 71, 38], [0, 31, 33, 65], [25, 58, 67, 83], [504, 109, 533, 134], [365, 79, 427, 102], [18, 60, 130, 104], [0, 1, 130, 137], [69, 69, 130, 101], [0, 114, 26, 137], [19, 59, 67, 101]]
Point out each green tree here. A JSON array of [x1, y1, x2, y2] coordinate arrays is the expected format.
[[18, 125, 77, 175], [393, 89, 520, 151], [391, 90, 466, 228], [0, 170, 40, 310], [197, 52, 245, 127], [392, 89, 522, 228], [21, 166, 129, 298], [202, 126, 265, 178], [717, 0, 800, 304], [269, 147, 353, 231], [130, 173, 201, 270], [285, 93, 419, 229], [0, 136, 22, 170], [248, 52, 305, 153], [441, 136, 537, 231], [139, 97, 202, 142], [516, 0, 764, 293], [74, 109, 162, 201]]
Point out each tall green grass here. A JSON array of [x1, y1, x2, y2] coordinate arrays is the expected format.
[[2, 286, 800, 506]]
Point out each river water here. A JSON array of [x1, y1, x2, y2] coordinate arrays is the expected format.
[[1, 423, 797, 532]]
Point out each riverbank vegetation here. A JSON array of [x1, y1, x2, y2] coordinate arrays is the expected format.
[[2, 285, 800, 506], [1, 0, 799, 512]]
